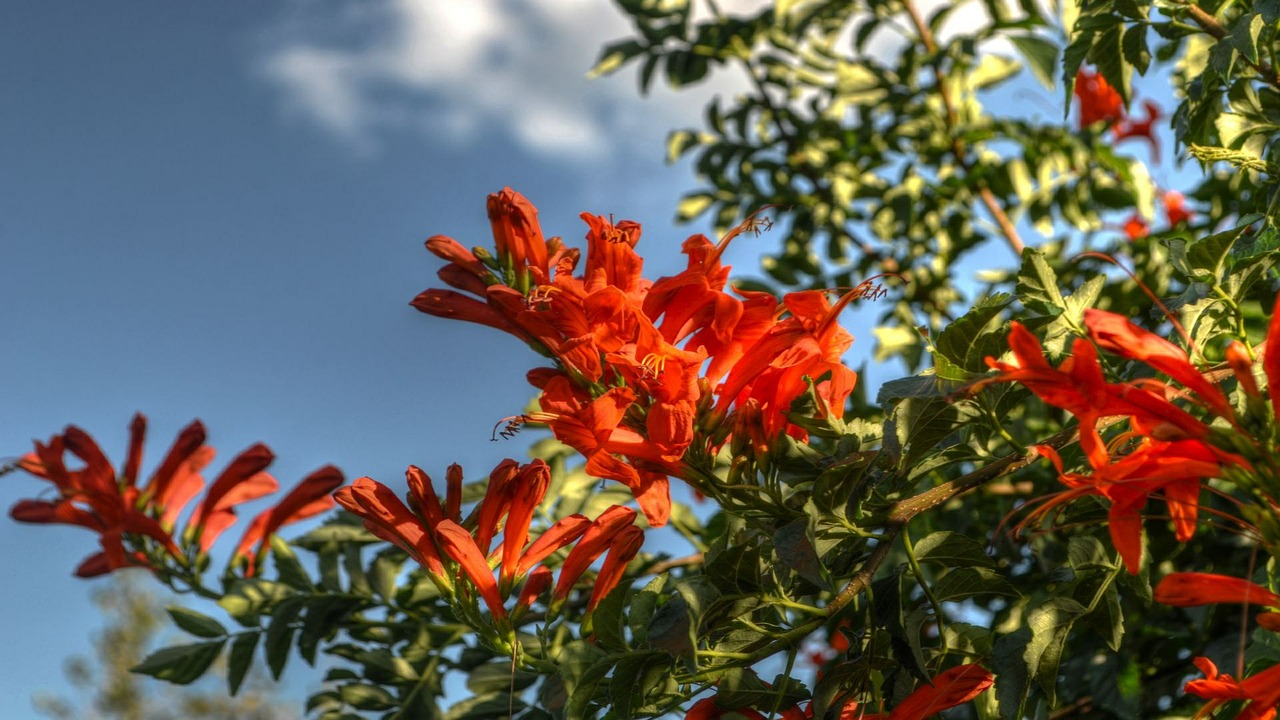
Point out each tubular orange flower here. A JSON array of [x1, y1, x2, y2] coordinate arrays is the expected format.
[[1035, 439, 1228, 573], [1075, 69, 1124, 128], [499, 460, 552, 591], [191, 444, 279, 552], [513, 514, 592, 577], [1123, 213, 1149, 240], [1266, 293, 1280, 421], [1155, 573, 1280, 609], [1164, 190, 1194, 226], [515, 565, 553, 614], [716, 289, 859, 441], [334, 477, 445, 577], [1084, 308, 1232, 419], [13, 416, 335, 577], [887, 663, 995, 720], [551, 505, 638, 608], [233, 465, 345, 576], [1184, 656, 1280, 720], [434, 519, 508, 623], [1113, 99, 1161, 154], [586, 524, 645, 611]]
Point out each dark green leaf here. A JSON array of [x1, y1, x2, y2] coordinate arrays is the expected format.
[[166, 606, 227, 639], [264, 595, 306, 680], [131, 640, 226, 686], [629, 574, 668, 646], [339, 683, 395, 711], [226, 632, 260, 696], [774, 518, 830, 590], [270, 534, 314, 591], [1008, 34, 1059, 90], [931, 567, 1020, 602], [1026, 597, 1087, 704], [993, 628, 1032, 720], [913, 531, 996, 569], [589, 582, 631, 652]]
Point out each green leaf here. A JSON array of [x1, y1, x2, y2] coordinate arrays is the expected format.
[[369, 548, 405, 601], [1121, 24, 1150, 75], [1231, 13, 1264, 64], [264, 595, 307, 680], [218, 579, 295, 627], [1067, 536, 1115, 571], [716, 666, 809, 709], [1262, 0, 1280, 23], [934, 293, 1013, 374], [931, 567, 1020, 603], [131, 639, 227, 685], [166, 606, 227, 639], [993, 628, 1032, 720], [774, 517, 830, 590], [270, 534, 314, 591], [1025, 597, 1088, 704], [1083, 582, 1124, 652], [589, 582, 631, 652], [447, 692, 528, 720], [588, 39, 647, 79], [648, 577, 720, 658], [1015, 248, 1066, 316], [609, 652, 671, 716], [1090, 23, 1129, 103], [913, 531, 997, 569], [1008, 34, 1059, 89], [339, 683, 396, 711], [466, 662, 537, 694], [629, 574, 668, 646], [226, 632, 260, 696]]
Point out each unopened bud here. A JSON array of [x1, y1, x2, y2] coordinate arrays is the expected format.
[[1225, 340, 1259, 397]]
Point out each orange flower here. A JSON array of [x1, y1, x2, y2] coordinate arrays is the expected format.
[[716, 290, 859, 441], [551, 505, 638, 611], [233, 465, 344, 576], [1113, 99, 1161, 155], [1084, 308, 1232, 419], [587, 524, 645, 611], [886, 663, 995, 719], [1184, 656, 1280, 720], [1164, 190, 1193, 226], [435, 519, 510, 623], [1035, 440, 1227, 573], [333, 477, 446, 578], [1123, 213, 1149, 240], [190, 444, 279, 552], [12, 415, 328, 577], [1075, 69, 1124, 128]]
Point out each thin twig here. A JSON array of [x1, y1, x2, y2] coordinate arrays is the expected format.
[[903, 0, 1026, 255], [1183, 3, 1280, 90]]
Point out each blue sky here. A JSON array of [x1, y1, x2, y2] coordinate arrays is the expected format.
[[0, 2, 1184, 718]]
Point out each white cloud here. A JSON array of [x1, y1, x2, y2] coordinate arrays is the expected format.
[[254, 0, 750, 161]]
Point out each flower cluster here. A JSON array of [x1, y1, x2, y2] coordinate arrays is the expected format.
[[334, 458, 643, 632], [686, 663, 993, 720], [414, 189, 871, 526], [980, 305, 1278, 573], [1155, 573, 1280, 718], [10, 414, 342, 577]]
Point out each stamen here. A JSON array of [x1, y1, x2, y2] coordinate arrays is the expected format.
[[491, 415, 528, 441], [525, 285, 558, 309], [640, 353, 667, 379]]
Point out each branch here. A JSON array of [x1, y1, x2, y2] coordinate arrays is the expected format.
[[1183, 3, 1280, 90], [902, 0, 1026, 255]]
